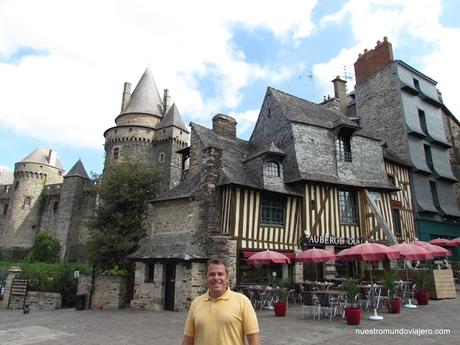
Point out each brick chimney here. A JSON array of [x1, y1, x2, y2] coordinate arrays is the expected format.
[[162, 88, 171, 115], [332, 76, 348, 115], [212, 114, 237, 139], [48, 149, 57, 166], [354, 36, 394, 83]]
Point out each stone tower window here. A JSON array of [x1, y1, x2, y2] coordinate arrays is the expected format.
[[14, 180, 19, 190], [23, 196, 32, 209], [264, 161, 280, 177], [53, 201, 59, 214], [159, 153, 165, 163], [3, 202, 8, 216], [113, 147, 120, 160]]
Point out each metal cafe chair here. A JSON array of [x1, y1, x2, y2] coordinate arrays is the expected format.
[[301, 292, 321, 320]]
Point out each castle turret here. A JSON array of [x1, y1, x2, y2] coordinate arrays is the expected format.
[[104, 68, 164, 167], [2, 148, 64, 250], [55, 159, 93, 260], [154, 103, 190, 191]]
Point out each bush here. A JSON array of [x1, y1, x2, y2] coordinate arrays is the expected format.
[[0, 261, 91, 307], [25, 232, 61, 263]]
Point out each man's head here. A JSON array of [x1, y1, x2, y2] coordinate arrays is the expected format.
[[206, 257, 229, 298]]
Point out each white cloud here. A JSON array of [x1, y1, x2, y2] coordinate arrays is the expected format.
[[313, 0, 460, 118], [0, 0, 317, 149], [230, 109, 261, 136]]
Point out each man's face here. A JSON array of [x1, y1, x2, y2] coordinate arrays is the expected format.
[[206, 263, 228, 297]]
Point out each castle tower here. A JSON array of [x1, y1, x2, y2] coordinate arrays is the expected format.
[[154, 103, 190, 191], [104, 67, 164, 166], [2, 148, 64, 250], [54, 159, 92, 260]]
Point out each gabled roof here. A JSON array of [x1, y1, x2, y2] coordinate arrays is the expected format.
[[20, 148, 64, 170], [157, 103, 189, 132], [65, 159, 90, 179], [121, 67, 163, 116]]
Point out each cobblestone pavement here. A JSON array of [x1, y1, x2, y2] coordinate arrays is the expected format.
[[0, 293, 458, 345]]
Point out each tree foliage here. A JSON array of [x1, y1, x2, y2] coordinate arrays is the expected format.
[[25, 232, 61, 263], [86, 159, 161, 271]]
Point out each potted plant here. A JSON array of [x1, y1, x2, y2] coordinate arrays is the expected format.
[[343, 279, 361, 325], [413, 270, 429, 305], [383, 269, 401, 313], [271, 279, 289, 317]]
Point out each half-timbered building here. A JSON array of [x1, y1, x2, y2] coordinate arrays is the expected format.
[[128, 84, 416, 311]]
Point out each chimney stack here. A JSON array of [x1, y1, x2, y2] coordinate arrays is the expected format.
[[163, 89, 171, 115], [354, 36, 394, 83], [212, 114, 237, 139], [121, 82, 131, 112], [48, 149, 57, 166], [332, 76, 348, 116]]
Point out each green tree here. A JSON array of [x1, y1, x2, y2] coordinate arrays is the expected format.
[[26, 232, 61, 263], [86, 159, 161, 271]]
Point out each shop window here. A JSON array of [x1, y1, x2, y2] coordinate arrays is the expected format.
[[260, 195, 285, 225], [264, 161, 280, 177], [336, 136, 352, 161], [338, 190, 358, 224], [144, 263, 155, 283]]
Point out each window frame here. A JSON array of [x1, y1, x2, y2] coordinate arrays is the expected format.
[[338, 190, 359, 224], [144, 262, 155, 283], [264, 160, 281, 177], [260, 194, 286, 226], [336, 136, 352, 162]]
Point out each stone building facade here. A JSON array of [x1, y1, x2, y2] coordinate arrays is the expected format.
[[352, 37, 460, 247], [0, 150, 95, 260]]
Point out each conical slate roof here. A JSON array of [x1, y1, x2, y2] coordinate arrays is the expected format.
[[157, 103, 189, 132], [65, 159, 90, 179], [20, 148, 64, 170], [121, 67, 163, 116]]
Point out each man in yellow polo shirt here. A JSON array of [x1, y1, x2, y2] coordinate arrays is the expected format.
[[181, 257, 260, 345]]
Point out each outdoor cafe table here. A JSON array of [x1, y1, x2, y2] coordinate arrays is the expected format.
[[302, 281, 335, 291]]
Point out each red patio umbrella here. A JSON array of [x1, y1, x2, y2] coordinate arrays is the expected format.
[[410, 240, 452, 257], [391, 243, 434, 261], [247, 249, 291, 265], [336, 242, 400, 321], [453, 237, 460, 246], [429, 238, 457, 248], [296, 247, 336, 281], [336, 242, 401, 262]]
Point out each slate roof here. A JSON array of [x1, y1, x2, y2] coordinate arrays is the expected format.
[[65, 159, 90, 179], [244, 142, 286, 162], [128, 232, 207, 260], [121, 67, 163, 116], [154, 173, 200, 202], [269, 87, 360, 130], [20, 148, 64, 170], [156, 103, 189, 132]]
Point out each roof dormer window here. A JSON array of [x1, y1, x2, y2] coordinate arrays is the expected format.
[[264, 161, 280, 177]]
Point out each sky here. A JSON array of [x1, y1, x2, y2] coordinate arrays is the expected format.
[[1, 0, 459, 177]]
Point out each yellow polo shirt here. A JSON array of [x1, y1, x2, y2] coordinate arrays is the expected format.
[[184, 288, 259, 345]]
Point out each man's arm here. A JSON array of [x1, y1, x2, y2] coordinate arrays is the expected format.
[[246, 332, 260, 345], [181, 335, 194, 345]]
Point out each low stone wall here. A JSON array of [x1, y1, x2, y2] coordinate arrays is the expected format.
[[27, 291, 62, 310], [7, 291, 62, 310], [91, 275, 128, 310]]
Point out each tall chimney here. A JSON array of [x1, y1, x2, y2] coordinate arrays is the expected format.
[[332, 76, 348, 116], [212, 114, 237, 139], [48, 149, 57, 166], [163, 89, 171, 115], [121, 82, 131, 112], [354, 36, 394, 83]]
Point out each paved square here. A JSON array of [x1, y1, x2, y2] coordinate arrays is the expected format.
[[0, 293, 458, 345]]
